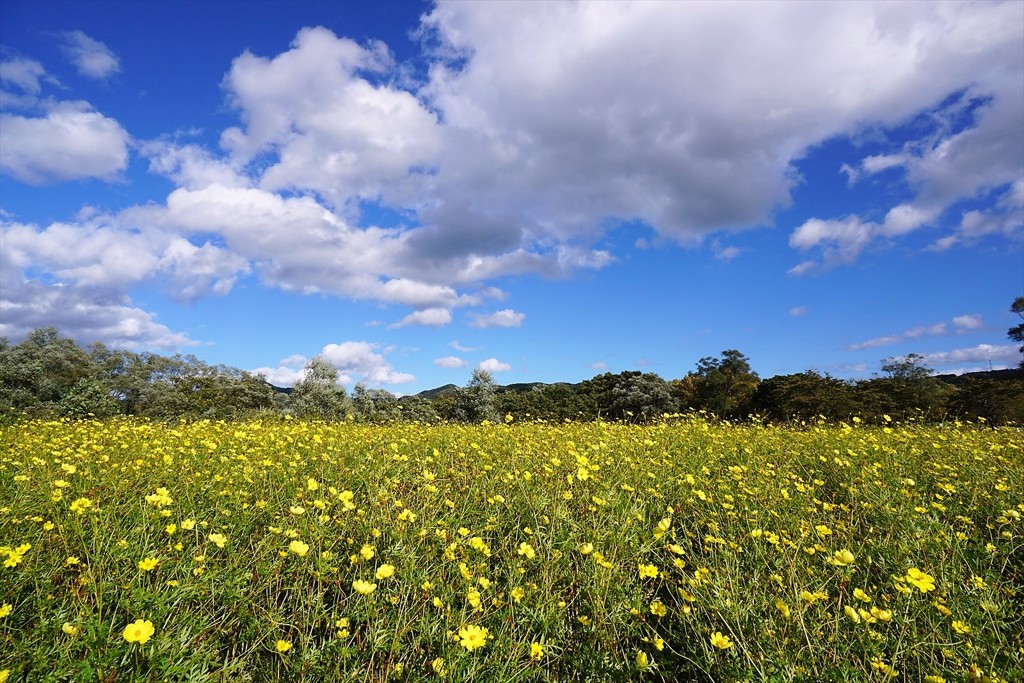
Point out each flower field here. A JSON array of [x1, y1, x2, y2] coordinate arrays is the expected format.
[[1, 417, 1022, 682]]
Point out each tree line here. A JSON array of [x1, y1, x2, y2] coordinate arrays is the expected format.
[[2, 316, 1022, 425]]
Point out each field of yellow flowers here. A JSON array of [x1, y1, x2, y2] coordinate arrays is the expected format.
[[1, 417, 1022, 682]]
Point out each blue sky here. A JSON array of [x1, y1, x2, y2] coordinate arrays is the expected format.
[[1, 0, 1021, 393]]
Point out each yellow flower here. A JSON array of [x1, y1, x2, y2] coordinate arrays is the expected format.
[[138, 557, 159, 572], [62, 622, 79, 635], [638, 563, 658, 579], [288, 540, 309, 557], [275, 639, 292, 653], [870, 607, 892, 622], [924, 676, 947, 683], [289, 505, 305, 515], [0, 604, 11, 618], [530, 641, 544, 661], [511, 586, 525, 603], [517, 542, 536, 559], [636, 649, 651, 671], [650, 600, 667, 617], [353, 579, 376, 595], [466, 589, 481, 610], [208, 533, 227, 548], [579, 543, 594, 555], [951, 620, 972, 635], [0, 670, 8, 683], [69, 497, 92, 514], [181, 519, 196, 531], [853, 588, 871, 603], [64, 556, 80, 566], [774, 599, 791, 618], [828, 549, 855, 566], [905, 567, 936, 593], [375, 564, 395, 580], [844, 605, 861, 623], [710, 631, 733, 650], [654, 517, 672, 539], [458, 624, 488, 651], [360, 544, 376, 560], [122, 619, 155, 644]]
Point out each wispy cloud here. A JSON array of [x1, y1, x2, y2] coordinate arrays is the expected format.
[[60, 31, 121, 79]]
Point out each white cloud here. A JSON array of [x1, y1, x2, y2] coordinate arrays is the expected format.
[[952, 314, 984, 331], [449, 340, 478, 352], [469, 309, 525, 328], [848, 319, 953, 351], [321, 341, 415, 385], [434, 355, 467, 369], [590, 361, 609, 371], [0, 57, 51, 103], [911, 344, 1022, 368], [789, 306, 808, 317], [220, 26, 441, 211], [711, 240, 743, 261], [478, 357, 511, 372], [254, 341, 415, 387], [391, 307, 452, 328], [0, 101, 130, 183], [1, 218, 248, 302], [250, 365, 305, 388], [0, 280, 196, 351], [5, 4, 1023, 343], [59, 31, 121, 79], [280, 354, 308, 368]]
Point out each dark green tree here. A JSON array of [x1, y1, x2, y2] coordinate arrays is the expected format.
[[686, 350, 760, 418], [1009, 296, 1024, 368]]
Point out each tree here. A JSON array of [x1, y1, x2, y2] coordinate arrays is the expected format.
[[290, 356, 350, 420], [452, 369, 500, 423], [860, 353, 949, 421], [752, 371, 857, 422], [686, 350, 760, 418], [1009, 296, 1024, 368], [351, 384, 401, 423]]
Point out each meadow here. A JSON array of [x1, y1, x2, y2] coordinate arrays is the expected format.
[[0, 416, 1021, 682]]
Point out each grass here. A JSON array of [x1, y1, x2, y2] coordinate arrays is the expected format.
[[1, 416, 1021, 682]]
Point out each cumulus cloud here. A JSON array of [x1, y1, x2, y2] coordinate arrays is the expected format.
[[478, 357, 511, 373], [0, 279, 196, 350], [0, 101, 130, 183], [59, 31, 121, 79], [468, 309, 525, 328], [1, 218, 248, 302], [321, 341, 415, 384], [4, 3, 1023, 347], [253, 341, 415, 387], [433, 355, 467, 369]]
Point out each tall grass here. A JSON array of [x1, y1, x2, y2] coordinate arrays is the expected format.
[[1, 417, 1021, 682]]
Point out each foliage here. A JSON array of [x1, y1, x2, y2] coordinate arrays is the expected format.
[[0, 418, 1021, 682], [1009, 297, 1024, 368], [684, 350, 760, 418], [289, 356, 350, 420]]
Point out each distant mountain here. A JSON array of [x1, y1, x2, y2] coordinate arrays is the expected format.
[[414, 383, 460, 400]]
